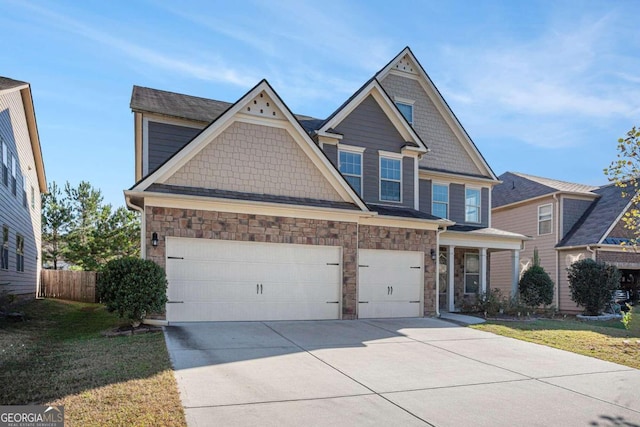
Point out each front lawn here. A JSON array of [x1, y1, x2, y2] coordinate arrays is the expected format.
[[472, 316, 640, 370], [0, 299, 185, 426]]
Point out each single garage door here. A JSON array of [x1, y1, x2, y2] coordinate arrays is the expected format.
[[166, 237, 341, 322], [358, 249, 423, 318]]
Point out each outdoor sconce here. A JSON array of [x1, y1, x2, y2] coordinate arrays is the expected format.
[[430, 248, 436, 261], [152, 232, 159, 247]]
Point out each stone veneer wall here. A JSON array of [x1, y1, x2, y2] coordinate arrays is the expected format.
[[358, 225, 438, 315], [146, 207, 359, 318]]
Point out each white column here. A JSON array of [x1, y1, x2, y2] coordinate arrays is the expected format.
[[479, 248, 487, 294], [511, 250, 520, 297], [448, 245, 455, 312]]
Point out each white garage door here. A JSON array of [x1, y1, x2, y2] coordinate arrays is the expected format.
[[166, 237, 341, 322], [358, 249, 423, 318]]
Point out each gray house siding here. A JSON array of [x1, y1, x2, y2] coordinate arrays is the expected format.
[[323, 144, 338, 167], [333, 95, 413, 208], [0, 90, 41, 296], [148, 121, 202, 174], [562, 198, 593, 238], [419, 179, 432, 215]]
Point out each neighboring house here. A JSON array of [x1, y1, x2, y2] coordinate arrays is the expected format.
[[491, 172, 638, 313], [125, 47, 527, 322], [0, 77, 47, 298]]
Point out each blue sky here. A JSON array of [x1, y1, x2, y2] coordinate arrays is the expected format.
[[3, 0, 639, 208]]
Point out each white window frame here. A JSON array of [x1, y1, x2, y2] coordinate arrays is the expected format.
[[464, 252, 480, 294], [1, 139, 6, 166], [465, 186, 481, 223], [338, 144, 365, 196], [11, 155, 16, 178], [538, 203, 553, 235], [379, 152, 403, 203], [432, 182, 449, 219]]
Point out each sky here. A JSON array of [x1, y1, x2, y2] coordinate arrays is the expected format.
[[2, 0, 639, 208]]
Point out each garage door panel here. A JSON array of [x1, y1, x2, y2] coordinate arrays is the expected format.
[[358, 249, 423, 319], [166, 237, 341, 322]]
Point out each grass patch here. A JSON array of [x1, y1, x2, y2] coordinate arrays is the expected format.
[[472, 316, 640, 370], [0, 299, 185, 426]]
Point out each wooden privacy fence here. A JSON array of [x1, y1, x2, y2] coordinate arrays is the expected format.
[[40, 270, 99, 303]]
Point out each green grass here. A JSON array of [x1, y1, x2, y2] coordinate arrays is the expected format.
[[0, 299, 186, 427], [472, 314, 640, 370]]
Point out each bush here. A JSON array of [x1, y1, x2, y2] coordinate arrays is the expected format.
[[477, 289, 504, 317], [98, 257, 168, 326], [567, 259, 620, 316], [519, 249, 554, 308]]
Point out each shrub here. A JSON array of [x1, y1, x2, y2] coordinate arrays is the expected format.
[[98, 257, 168, 326], [477, 289, 504, 317], [519, 249, 554, 308], [567, 259, 620, 316]]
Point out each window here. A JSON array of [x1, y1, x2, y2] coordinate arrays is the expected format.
[[338, 150, 362, 195], [380, 157, 401, 202], [16, 234, 24, 273], [465, 187, 481, 223], [31, 186, 35, 209], [11, 155, 16, 196], [464, 253, 479, 294], [21, 174, 27, 208], [432, 183, 449, 218], [2, 142, 7, 186], [538, 204, 553, 235], [396, 102, 413, 124]]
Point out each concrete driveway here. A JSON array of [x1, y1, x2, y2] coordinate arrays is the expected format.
[[164, 317, 640, 427]]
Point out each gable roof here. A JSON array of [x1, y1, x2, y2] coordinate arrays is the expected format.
[[316, 77, 428, 153], [493, 172, 598, 208], [130, 79, 369, 211], [0, 76, 47, 192], [558, 183, 633, 247], [376, 47, 497, 180]]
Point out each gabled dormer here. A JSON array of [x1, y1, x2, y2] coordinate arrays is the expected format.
[[314, 78, 427, 210]]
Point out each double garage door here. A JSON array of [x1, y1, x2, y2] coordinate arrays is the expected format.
[[165, 238, 423, 322]]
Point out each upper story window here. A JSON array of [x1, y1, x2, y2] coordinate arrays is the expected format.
[[338, 148, 363, 196], [10, 155, 16, 196], [1, 226, 8, 270], [16, 234, 24, 273], [465, 187, 481, 223], [396, 102, 413, 125], [22, 175, 27, 208], [380, 156, 402, 202], [30, 186, 35, 209], [432, 183, 449, 219], [538, 204, 553, 235]]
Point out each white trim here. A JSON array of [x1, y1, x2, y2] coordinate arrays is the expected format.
[[414, 157, 419, 210], [537, 203, 553, 236], [493, 191, 598, 212], [132, 81, 369, 212], [378, 150, 403, 160], [439, 231, 524, 251], [377, 48, 497, 180], [359, 215, 440, 231], [447, 245, 455, 312], [315, 130, 343, 141], [338, 148, 363, 196], [393, 96, 415, 105], [379, 155, 402, 203], [464, 186, 481, 224], [419, 169, 498, 186], [338, 144, 366, 154], [431, 181, 449, 220], [318, 79, 428, 153], [488, 186, 492, 227], [0, 83, 29, 97]]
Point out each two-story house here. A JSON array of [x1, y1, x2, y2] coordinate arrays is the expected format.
[[0, 77, 47, 298], [491, 172, 638, 312], [125, 47, 528, 322]]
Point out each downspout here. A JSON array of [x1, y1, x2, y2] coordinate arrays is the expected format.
[[125, 195, 145, 259], [553, 193, 560, 309], [434, 226, 443, 318], [586, 245, 596, 260]]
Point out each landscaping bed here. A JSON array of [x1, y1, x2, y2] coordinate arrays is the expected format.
[[0, 299, 185, 426]]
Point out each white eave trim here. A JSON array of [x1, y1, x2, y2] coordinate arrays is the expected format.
[[419, 168, 499, 186]]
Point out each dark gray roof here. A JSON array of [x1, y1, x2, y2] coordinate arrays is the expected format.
[[131, 85, 323, 129], [368, 204, 442, 220], [0, 77, 28, 91], [146, 183, 360, 211], [493, 172, 598, 208], [558, 183, 632, 247]]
